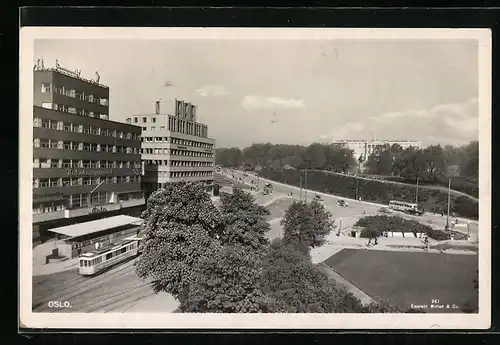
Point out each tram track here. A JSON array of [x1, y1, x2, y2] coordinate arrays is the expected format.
[[32, 259, 138, 311]]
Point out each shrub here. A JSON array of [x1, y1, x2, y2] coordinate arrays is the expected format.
[[354, 215, 450, 241]]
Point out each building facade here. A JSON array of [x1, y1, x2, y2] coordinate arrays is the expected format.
[[32, 61, 145, 243], [127, 99, 216, 197], [332, 139, 422, 161]]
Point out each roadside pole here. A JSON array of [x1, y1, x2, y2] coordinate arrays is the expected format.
[[304, 168, 308, 202]]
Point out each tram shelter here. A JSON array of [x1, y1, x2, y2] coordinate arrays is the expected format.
[[47, 215, 143, 259]]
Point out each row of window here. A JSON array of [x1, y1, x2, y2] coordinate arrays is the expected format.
[[34, 159, 140, 169], [34, 118, 141, 140], [141, 136, 214, 149], [33, 192, 144, 214], [33, 138, 139, 154], [33, 176, 140, 189], [142, 150, 213, 159], [40, 102, 109, 120], [143, 160, 213, 167], [147, 171, 214, 178], [41, 83, 109, 106], [134, 116, 207, 138], [146, 171, 213, 178], [74, 228, 138, 250], [141, 148, 214, 157], [170, 160, 213, 167]]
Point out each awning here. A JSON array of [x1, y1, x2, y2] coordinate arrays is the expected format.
[[48, 215, 143, 239]]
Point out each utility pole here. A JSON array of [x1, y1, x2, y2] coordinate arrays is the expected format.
[[299, 175, 303, 201], [445, 178, 451, 231], [355, 178, 359, 200], [304, 168, 308, 202], [416, 176, 419, 204]]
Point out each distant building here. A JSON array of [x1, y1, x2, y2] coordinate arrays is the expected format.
[[127, 99, 216, 198], [331, 139, 422, 161]]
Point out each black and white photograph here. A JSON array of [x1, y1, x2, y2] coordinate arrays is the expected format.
[[19, 27, 491, 329]]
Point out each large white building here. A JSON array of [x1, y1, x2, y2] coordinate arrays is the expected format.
[[126, 99, 216, 197], [332, 139, 422, 161]]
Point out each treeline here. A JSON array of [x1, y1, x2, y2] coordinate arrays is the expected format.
[[363, 141, 479, 197], [216, 143, 357, 172], [136, 182, 415, 313], [216, 140, 479, 198], [259, 167, 478, 219]]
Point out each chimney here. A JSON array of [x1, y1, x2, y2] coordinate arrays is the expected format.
[[155, 100, 160, 114]]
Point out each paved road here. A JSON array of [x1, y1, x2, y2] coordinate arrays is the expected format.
[[221, 169, 479, 241]]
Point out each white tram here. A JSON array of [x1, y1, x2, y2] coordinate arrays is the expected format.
[[78, 238, 141, 276], [388, 200, 424, 215]]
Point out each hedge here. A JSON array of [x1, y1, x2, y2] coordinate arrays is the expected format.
[[354, 215, 451, 241], [259, 168, 478, 219]]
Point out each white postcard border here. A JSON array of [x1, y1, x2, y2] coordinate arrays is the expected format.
[[19, 27, 492, 330]]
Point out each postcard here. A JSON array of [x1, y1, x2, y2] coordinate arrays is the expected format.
[[19, 27, 491, 329]]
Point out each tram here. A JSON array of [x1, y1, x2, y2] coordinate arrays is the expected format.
[[388, 200, 424, 216], [78, 238, 142, 276]]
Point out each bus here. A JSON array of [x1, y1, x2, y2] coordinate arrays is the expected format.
[[78, 238, 141, 276], [388, 200, 424, 216]]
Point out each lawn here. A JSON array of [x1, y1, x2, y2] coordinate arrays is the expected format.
[[323, 249, 478, 313]]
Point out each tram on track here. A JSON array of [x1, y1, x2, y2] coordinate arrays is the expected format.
[[388, 200, 424, 216], [78, 237, 142, 276]]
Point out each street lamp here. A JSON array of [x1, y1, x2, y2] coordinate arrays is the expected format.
[[338, 218, 342, 236]]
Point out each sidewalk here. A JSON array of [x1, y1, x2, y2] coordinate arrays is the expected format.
[[33, 257, 79, 276]]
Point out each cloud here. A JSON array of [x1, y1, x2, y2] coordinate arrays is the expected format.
[[331, 122, 365, 140], [196, 85, 230, 97], [242, 95, 305, 110], [360, 98, 478, 145]]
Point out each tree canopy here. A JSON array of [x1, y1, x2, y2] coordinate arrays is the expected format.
[[218, 188, 271, 253], [260, 239, 364, 313], [135, 181, 224, 303], [216, 142, 357, 173], [183, 244, 270, 313], [281, 199, 335, 254]]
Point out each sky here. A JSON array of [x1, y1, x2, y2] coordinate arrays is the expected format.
[[34, 38, 479, 149]]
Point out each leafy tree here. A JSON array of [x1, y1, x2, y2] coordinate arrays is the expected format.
[[183, 244, 271, 313], [215, 147, 243, 168], [422, 144, 446, 179], [219, 188, 270, 253], [463, 141, 479, 179], [135, 181, 224, 303], [260, 239, 364, 313], [281, 199, 335, 254]]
